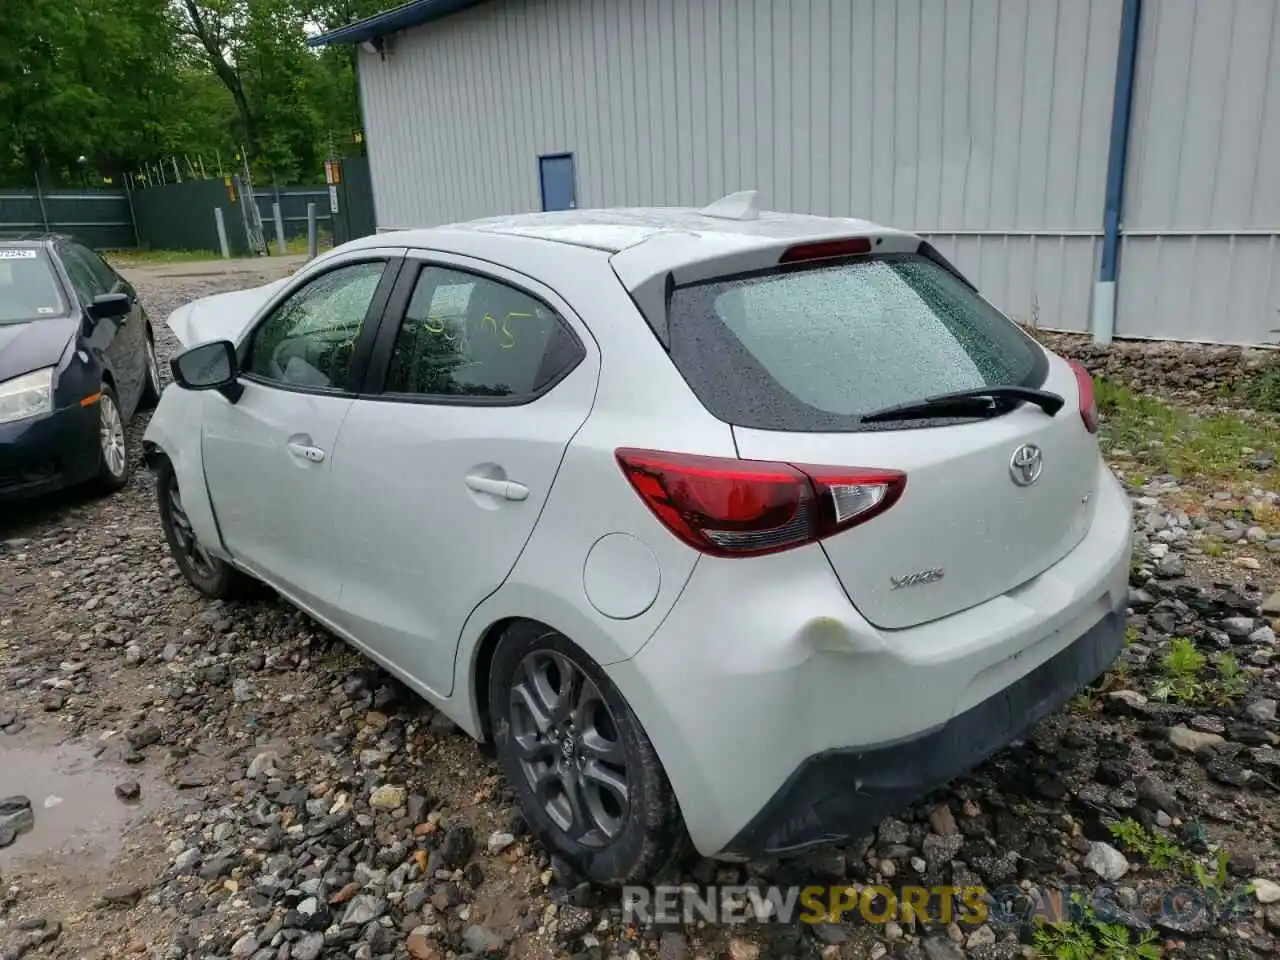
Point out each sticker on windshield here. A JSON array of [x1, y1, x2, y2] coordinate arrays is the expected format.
[[0, 249, 39, 259], [37, 306, 56, 314]]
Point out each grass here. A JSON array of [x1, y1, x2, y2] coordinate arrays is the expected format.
[[1096, 376, 1280, 487], [1149, 637, 1251, 706], [1032, 893, 1163, 960], [103, 231, 332, 269], [1238, 366, 1280, 413], [1033, 919, 1162, 960], [104, 247, 221, 267], [1108, 819, 1187, 870], [1150, 638, 1205, 704]]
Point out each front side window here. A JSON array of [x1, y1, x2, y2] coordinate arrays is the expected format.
[[246, 260, 385, 390], [54, 246, 102, 309], [384, 265, 583, 400], [61, 245, 112, 298], [75, 245, 122, 293], [0, 249, 67, 324], [667, 253, 1046, 431]]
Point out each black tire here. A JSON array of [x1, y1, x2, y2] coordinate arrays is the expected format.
[[93, 384, 131, 493], [155, 455, 256, 600], [489, 622, 685, 886], [138, 329, 163, 409]]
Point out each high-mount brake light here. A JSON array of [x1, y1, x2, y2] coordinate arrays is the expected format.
[[778, 237, 873, 263], [615, 448, 906, 558]]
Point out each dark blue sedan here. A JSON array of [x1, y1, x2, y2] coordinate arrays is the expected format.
[[0, 234, 161, 501]]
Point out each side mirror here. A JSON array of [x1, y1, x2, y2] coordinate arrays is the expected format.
[[88, 292, 131, 321], [171, 340, 241, 398]]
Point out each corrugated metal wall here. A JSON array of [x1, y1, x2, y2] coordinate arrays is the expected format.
[[1118, 0, 1280, 344], [357, 0, 1280, 343]]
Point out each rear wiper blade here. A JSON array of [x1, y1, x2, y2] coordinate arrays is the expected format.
[[860, 385, 1065, 424]]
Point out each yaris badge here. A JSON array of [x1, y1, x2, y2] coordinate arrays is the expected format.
[[1009, 444, 1043, 486], [890, 568, 945, 590]]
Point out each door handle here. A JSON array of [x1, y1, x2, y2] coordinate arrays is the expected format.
[[465, 475, 529, 501], [287, 441, 326, 463]]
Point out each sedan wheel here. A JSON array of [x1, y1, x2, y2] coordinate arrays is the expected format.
[[154, 456, 256, 599], [489, 623, 685, 886], [93, 386, 131, 492], [164, 471, 219, 583]]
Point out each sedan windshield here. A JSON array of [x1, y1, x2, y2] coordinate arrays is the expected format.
[[0, 250, 68, 324]]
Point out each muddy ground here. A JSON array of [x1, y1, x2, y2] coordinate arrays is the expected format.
[[2, 262, 1279, 960]]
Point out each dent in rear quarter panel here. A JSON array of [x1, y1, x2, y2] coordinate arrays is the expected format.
[[143, 388, 227, 558]]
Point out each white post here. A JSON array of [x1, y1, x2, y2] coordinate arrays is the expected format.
[[306, 202, 318, 260], [273, 202, 287, 255], [214, 208, 230, 259]]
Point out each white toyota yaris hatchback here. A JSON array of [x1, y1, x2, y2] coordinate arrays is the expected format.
[[144, 192, 1132, 885]]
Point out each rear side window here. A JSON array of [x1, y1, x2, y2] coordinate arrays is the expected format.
[[0, 249, 67, 323], [667, 253, 1046, 431], [383, 265, 583, 401]]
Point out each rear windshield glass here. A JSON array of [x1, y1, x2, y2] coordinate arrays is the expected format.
[[667, 253, 1046, 431], [0, 249, 67, 324]]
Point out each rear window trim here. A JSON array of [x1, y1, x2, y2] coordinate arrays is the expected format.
[[664, 251, 1049, 434]]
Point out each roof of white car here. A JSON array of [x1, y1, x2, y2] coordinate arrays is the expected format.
[[360, 191, 915, 257]]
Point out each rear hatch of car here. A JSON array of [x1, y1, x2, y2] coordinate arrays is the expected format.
[[657, 246, 1101, 630]]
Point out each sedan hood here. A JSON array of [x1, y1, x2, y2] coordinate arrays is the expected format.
[[166, 277, 291, 347], [0, 317, 77, 381]]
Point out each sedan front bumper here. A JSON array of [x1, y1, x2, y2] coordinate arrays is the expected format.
[[0, 403, 102, 500]]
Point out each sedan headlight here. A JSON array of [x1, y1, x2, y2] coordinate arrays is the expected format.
[[0, 368, 54, 425]]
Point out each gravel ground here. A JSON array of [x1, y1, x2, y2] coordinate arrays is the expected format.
[[2, 272, 1280, 960]]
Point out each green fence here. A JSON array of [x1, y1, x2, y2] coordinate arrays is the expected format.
[[0, 178, 355, 253], [132, 179, 251, 255], [255, 187, 333, 242], [0, 188, 136, 249]]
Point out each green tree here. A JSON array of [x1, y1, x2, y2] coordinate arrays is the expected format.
[[0, 0, 382, 188], [0, 0, 195, 185]]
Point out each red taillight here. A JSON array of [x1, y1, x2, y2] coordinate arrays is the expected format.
[[778, 237, 873, 263], [615, 448, 906, 557], [1067, 359, 1099, 434]]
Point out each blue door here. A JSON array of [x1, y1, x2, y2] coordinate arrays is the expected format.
[[539, 154, 576, 211]]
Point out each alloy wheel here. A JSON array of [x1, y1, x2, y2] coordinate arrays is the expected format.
[[99, 393, 127, 478], [165, 473, 218, 581], [508, 649, 631, 848]]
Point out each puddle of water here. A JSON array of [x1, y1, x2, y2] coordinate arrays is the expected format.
[[0, 738, 167, 868]]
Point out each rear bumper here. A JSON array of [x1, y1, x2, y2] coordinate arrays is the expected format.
[[723, 600, 1126, 857], [0, 403, 101, 500], [607, 460, 1132, 858]]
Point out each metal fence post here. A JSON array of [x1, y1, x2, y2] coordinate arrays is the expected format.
[[214, 208, 231, 259], [306, 202, 318, 260], [273, 202, 287, 255], [124, 183, 140, 248], [33, 170, 50, 231]]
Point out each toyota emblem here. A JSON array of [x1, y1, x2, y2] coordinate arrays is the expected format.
[[1009, 444, 1043, 486]]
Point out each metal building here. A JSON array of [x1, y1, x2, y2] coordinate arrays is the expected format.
[[312, 0, 1280, 346]]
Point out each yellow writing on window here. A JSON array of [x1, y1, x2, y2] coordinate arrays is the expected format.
[[423, 310, 534, 349]]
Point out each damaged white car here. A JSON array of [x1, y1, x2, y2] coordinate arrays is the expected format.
[[143, 199, 1131, 885]]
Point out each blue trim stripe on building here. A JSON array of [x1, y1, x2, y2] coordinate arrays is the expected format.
[[1099, 0, 1143, 286], [308, 0, 489, 47]]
